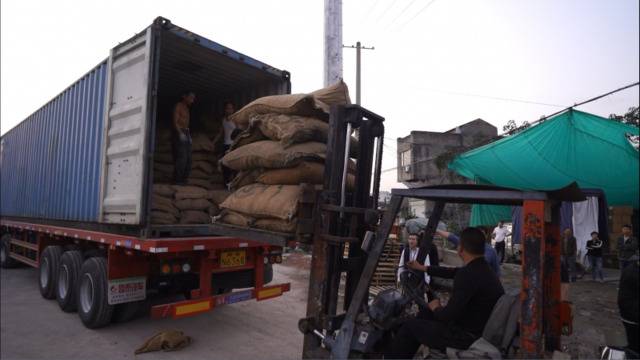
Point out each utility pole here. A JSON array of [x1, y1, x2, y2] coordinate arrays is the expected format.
[[324, 0, 343, 87], [343, 42, 374, 105]]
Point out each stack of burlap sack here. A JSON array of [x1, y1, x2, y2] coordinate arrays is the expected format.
[[150, 184, 230, 225], [216, 81, 356, 233], [153, 129, 226, 190]]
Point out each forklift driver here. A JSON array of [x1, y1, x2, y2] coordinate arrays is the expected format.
[[387, 227, 504, 359]]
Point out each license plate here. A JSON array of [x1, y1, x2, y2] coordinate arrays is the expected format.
[[220, 250, 246, 268]]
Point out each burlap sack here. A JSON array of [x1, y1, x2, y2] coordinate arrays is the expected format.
[[153, 184, 175, 197], [208, 204, 221, 217], [311, 80, 351, 107], [151, 211, 177, 225], [187, 178, 214, 190], [193, 161, 214, 174], [152, 195, 180, 217], [180, 210, 211, 224], [209, 173, 224, 184], [221, 141, 326, 171], [154, 152, 174, 164], [231, 126, 268, 150], [220, 184, 301, 220], [219, 210, 255, 227], [230, 94, 328, 128], [207, 183, 227, 190], [192, 152, 214, 162], [251, 114, 329, 148], [175, 198, 212, 211], [192, 134, 215, 152], [207, 190, 231, 205], [173, 185, 208, 200], [157, 128, 172, 142], [190, 169, 210, 180], [155, 143, 172, 153], [230, 169, 261, 191], [256, 161, 355, 189], [254, 218, 297, 233], [154, 162, 175, 174]]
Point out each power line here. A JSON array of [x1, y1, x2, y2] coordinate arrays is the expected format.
[[381, 81, 640, 171], [362, 0, 382, 23], [375, 0, 398, 24], [384, 0, 420, 31], [410, 86, 569, 108], [397, 0, 437, 31], [506, 81, 640, 135]]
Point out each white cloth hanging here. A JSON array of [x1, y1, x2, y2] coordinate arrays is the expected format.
[[572, 197, 599, 263]]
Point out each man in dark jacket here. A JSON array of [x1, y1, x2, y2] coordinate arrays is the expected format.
[[617, 224, 639, 271], [561, 228, 578, 282], [386, 227, 504, 359], [618, 260, 639, 353]]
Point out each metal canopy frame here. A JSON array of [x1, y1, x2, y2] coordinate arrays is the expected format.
[[303, 179, 584, 359]]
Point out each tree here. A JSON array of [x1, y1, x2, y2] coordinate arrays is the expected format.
[[502, 120, 531, 135], [609, 106, 639, 127]]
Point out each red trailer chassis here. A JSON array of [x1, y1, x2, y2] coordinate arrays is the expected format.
[[0, 219, 290, 323]]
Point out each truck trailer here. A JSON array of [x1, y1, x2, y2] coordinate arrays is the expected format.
[[0, 17, 296, 328]]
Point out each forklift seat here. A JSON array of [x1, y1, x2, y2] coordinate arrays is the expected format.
[[445, 289, 520, 359]]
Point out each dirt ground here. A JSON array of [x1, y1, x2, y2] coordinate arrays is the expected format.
[[0, 251, 628, 359]]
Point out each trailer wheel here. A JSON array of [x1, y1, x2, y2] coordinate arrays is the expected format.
[[39, 246, 63, 299], [77, 257, 114, 328], [1, 234, 19, 269], [56, 251, 83, 312]]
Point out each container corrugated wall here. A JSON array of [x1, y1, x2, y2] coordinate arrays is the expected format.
[[0, 61, 108, 222]]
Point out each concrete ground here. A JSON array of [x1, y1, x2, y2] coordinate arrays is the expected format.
[[1, 252, 630, 359], [1, 254, 311, 360]]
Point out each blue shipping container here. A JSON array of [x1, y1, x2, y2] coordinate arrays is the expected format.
[[1, 17, 290, 227], [1, 62, 108, 222]]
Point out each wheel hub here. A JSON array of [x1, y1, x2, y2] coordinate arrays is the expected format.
[[40, 257, 50, 289], [80, 273, 95, 314]]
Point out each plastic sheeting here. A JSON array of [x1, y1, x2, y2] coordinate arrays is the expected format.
[[470, 204, 512, 227], [449, 109, 639, 208]]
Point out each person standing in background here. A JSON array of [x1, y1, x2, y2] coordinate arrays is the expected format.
[[561, 228, 578, 283], [617, 224, 639, 271], [173, 91, 196, 185], [586, 231, 604, 282], [492, 221, 510, 264]]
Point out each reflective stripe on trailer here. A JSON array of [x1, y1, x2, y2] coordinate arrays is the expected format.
[[150, 284, 291, 319]]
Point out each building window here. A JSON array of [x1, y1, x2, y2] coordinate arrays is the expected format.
[[401, 150, 412, 172]]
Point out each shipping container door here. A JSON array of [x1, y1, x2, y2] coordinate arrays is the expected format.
[[99, 29, 153, 224]]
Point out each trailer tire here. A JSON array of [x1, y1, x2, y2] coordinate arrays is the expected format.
[[56, 250, 83, 312], [39, 246, 63, 299], [1, 234, 19, 269], [77, 257, 114, 328]]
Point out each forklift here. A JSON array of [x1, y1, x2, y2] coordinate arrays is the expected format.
[[298, 104, 578, 359]]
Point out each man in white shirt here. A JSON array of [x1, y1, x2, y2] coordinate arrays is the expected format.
[[219, 101, 237, 186], [398, 233, 431, 290], [492, 221, 511, 264]]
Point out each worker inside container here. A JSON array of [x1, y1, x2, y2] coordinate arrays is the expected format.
[[215, 100, 238, 187], [387, 227, 504, 359], [173, 91, 196, 185]]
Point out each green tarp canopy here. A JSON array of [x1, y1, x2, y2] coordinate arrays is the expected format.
[[470, 204, 512, 227], [450, 109, 639, 216]]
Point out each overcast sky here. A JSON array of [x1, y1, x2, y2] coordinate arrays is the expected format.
[[1, 0, 638, 190]]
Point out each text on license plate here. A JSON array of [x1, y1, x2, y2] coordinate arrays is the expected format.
[[220, 250, 246, 268]]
